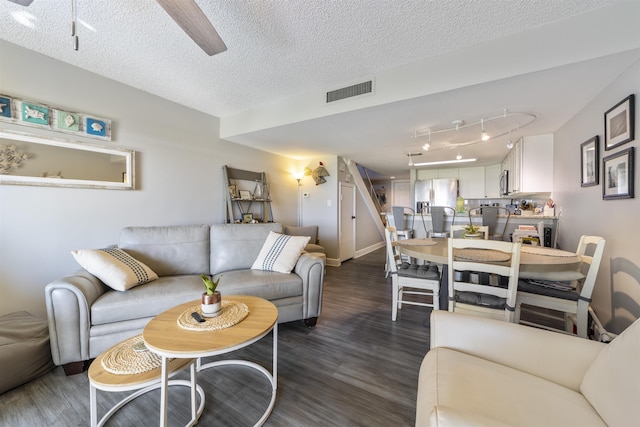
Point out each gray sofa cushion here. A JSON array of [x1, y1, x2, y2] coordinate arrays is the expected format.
[[91, 275, 203, 325], [119, 225, 210, 276], [217, 269, 303, 300], [210, 223, 283, 275]]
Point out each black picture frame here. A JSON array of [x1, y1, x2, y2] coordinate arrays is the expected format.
[[602, 147, 634, 200], [580, 135, 600, 187], [604, 94, 635, 150], [580, 136, 599, 187], [242, 212, 254, 223]]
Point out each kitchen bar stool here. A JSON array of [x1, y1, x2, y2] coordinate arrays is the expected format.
[[468, 206, 510, 241]]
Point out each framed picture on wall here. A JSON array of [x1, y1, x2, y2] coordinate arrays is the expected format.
[[602, 147, 634, 200], [604, 94, 635, 150], [580, 136, 599, 187], [242, 213, 254, 223]]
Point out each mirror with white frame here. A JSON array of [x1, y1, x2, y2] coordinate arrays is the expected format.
[[0, 130, 134, 190]]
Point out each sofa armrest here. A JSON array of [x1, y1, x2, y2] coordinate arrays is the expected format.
[[44, 269, 108, 366], [429, 310, 605, 391], [293, 252, 325, 319]]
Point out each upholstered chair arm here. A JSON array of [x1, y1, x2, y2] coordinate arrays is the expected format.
[[293, 252, 325, 319], [429, 310, 605, 391], [44, 269, 108, 366]]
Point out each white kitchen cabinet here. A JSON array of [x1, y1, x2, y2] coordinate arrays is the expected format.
[[484, 164, 502, 198], [519, 135, 553, 193], [415, 168, 459, 180], [458, 166, 485, 199], [416, 169, 439, 180], [503, 135, 553, 194], [437, 168, 459, 179]]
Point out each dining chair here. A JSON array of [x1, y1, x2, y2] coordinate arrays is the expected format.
[[447, 238, 522, 322], [450, 225, 489, 240], [390, 206, 415, 240], [429, 206, 456, 238], [385, 227, 440, 320], [514, 235, 605, 338], [468, 206, 510, 240]]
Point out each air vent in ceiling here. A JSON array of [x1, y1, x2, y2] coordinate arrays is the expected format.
[[326, 80, 373, 103]]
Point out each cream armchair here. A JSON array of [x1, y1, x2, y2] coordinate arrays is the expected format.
[[416, 310, 639, 426]]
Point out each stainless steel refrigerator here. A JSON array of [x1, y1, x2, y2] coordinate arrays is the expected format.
[[415, 178, 458, 213]]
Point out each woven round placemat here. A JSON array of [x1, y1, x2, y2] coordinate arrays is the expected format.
[[455, 248, 511, 262], [101, 334, 165, 375], [400, 238, 438, 246], [177, 300, 250, 331]]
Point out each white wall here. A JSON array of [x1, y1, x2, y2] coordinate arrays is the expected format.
[[0, 41, 298, 319], [553, 58, 640, 333], [298, 156, 339, 260]]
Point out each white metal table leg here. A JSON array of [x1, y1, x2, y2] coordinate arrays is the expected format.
[[90, 383, 97, 427], [160, 356, 169, 427]]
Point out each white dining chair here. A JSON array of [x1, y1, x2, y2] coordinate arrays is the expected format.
[[515, 235, 605, 338], [448, 238, 522, 322], [385, 227, 440, 320]]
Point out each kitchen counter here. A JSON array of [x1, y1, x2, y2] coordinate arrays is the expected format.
[[386, 212, 558, 244]]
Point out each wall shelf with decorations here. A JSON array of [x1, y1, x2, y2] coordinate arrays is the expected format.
[[223, 165, 273, 224]]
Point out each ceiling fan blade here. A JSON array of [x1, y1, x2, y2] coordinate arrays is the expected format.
[[156, 0, 227, 56], [7, 0, 34, 6]]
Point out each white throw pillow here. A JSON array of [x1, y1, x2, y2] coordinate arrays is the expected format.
[[71, 247, 158, 291], [251, 231, 310, 274]]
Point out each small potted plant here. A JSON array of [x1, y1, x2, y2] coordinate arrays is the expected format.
[[201, 274, 222, 317], [463, 223, 481, 239]]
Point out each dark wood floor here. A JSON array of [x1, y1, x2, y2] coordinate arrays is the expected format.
[[0, 248, 433, 427]]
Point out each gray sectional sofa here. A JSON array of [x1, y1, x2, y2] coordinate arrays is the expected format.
[[45, 223, 325, 374]]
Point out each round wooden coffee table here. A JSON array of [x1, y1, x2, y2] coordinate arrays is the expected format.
[[88, 336, 204, 427], [143, 295, 278, 427]]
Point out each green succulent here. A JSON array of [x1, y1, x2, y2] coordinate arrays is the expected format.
[[201, 274, 222, 295], [464, 224, 480, 235]]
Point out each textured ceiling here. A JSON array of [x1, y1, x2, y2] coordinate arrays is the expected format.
[[1, 0, 639, 177]]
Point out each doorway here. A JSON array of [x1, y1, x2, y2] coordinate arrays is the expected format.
[[391, 180, 412, 208], [339, 182, 355, 262]]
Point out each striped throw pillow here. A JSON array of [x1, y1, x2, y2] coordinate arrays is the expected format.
[[251, 231, 310, 274], [71, 247, 158, 291]]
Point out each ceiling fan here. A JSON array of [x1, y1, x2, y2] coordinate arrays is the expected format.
[[156, 0, 227, 56], [6, 0, 227, 56]]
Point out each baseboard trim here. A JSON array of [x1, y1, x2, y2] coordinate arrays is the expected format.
[[355, 241, 385, 258]]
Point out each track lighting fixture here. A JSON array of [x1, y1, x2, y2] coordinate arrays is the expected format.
[[456, 152, 462, 160], [422, 131, 431, 151], [506, 130, 514, 149], [480, 119, 490, 141]]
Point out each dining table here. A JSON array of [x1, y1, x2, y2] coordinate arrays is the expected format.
[[396, 238, 583, 310]]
